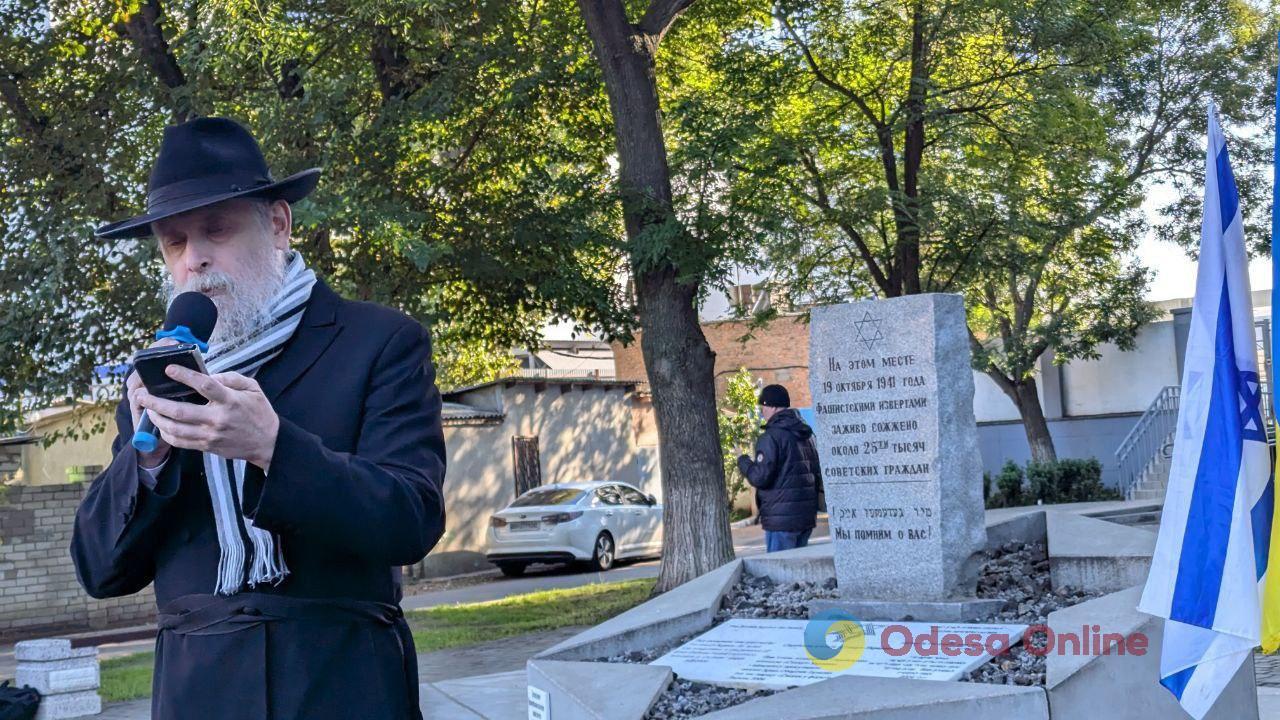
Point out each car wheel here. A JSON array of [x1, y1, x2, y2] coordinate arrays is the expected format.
[[496, 561, 527, 577], [591, 532, 616, 572]]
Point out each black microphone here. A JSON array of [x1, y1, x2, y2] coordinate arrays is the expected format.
[[132, 292, 218, 453]]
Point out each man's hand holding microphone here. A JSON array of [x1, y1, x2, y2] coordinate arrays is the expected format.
[[129, 291, 280, 474], [127, 339, 176, 469]]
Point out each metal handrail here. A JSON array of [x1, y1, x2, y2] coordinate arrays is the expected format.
[[1115, 385, 1181, 499]]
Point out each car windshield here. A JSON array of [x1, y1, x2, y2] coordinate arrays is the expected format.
[[510, 488, 586, 507]]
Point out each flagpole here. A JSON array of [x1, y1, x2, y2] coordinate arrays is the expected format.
[[1264, 31, 1280, 655]]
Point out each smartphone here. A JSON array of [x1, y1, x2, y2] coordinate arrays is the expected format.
[[132, 343, 210, 404]]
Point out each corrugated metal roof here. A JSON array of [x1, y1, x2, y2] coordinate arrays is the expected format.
[[443, 376, 640, 399], [441, 401, 504, 425]]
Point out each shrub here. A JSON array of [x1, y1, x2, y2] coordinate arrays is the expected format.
[[719, 368, 763, 511], [985, 460, 1025, 508], [988, 457, 1119, 508]]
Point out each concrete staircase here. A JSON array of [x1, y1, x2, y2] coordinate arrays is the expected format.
[[1115, 386, 1180, 503], [1127, 441, 1173, 502]]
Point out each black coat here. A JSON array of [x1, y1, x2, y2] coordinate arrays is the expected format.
[[737, 409, 821, 532], [70, 280, 447, 720]]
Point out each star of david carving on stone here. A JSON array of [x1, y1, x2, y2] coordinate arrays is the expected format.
[[852, 312, 883, 351]]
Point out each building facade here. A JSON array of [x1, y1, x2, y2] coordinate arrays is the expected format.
[[610, 294, 1258, 489]]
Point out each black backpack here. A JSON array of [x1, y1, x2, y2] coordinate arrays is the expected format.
[[0, 681, 39, 720]]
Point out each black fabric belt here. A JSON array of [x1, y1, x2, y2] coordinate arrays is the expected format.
[[158, 593, 404, 636]]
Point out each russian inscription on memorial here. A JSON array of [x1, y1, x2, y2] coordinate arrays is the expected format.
[[808, 294, 987, 602]]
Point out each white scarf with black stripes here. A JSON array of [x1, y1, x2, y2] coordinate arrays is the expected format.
[[199, 250, 316, 595]]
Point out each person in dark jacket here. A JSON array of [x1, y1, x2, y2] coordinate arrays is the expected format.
[[737, 384, 821, 552], [72, 117, 446, 720]]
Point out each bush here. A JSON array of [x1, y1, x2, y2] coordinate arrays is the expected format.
[[719, 368, 763, 511], [1026, 458, 1119, 504], [985, 458, 1118, 508], [984, 461, 1025, 508]]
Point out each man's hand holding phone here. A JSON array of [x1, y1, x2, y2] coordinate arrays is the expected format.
[[137, 367, 280, 474]]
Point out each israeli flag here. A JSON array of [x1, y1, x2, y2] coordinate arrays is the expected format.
[[1137, 103, 1273, 719]]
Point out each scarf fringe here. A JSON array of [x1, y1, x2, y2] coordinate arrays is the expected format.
[[202, 251, 314, 596]]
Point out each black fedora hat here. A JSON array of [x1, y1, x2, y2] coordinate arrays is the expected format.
[[94, 116, 320, 239]]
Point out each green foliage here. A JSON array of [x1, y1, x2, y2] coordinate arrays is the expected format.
[[718, 367, 762, 510], [0, 0, 638, 433], [987, 460, 1026, 509], [405, 577, 655, 652], [985, 457, 1118, 508], [431, 329, 519, 393], [700, 0, 1273, 457], [1026, 458, 1119, 505]]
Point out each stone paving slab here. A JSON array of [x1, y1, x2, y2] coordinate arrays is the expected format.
[[529, 659, 670, 720], [94, 700, 150, 719], [431, 670, 529, 719], [419, 683, 486, 719], [1260, 687, 1280, 719]]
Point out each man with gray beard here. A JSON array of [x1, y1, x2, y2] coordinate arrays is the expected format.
[[71, 117, 446, 720]]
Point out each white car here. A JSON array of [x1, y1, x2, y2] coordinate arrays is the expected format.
[[485, 481, 663, 576]]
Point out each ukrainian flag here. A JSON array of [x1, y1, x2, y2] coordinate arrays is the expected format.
[[1263, 34, 1280, 655]]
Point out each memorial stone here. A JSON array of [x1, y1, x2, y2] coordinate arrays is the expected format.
[[808, 294, 988, 603]]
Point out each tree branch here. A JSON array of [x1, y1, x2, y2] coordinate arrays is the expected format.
[[637, 0, 697, 43], [796, 149, 893, 295], [118, 0, 191, 122], [775, 9, 883, 130]]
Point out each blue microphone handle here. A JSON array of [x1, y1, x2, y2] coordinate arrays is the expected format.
[[133, 410, 161, 454], [131, 324, 207, 454]]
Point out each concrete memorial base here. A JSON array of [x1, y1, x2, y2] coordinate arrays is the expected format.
[[806, 597, 1007, 623], [525, 505, 1260, 720]]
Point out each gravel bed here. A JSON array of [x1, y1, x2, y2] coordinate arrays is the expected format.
[[963, 541, 1103, 686]]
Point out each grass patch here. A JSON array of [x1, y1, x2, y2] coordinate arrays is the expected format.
[[96, 577, 655, 702], [100, 651, 155, 703], [406, 578, 655, 652]]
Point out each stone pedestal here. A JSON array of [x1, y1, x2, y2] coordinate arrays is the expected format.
[[808, 294, 988, 604], [15, 639, 102, 720]]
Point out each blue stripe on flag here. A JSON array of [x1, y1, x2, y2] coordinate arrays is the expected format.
[[1162, 665, 1197, 700], [1218, 145, 1239, 234], [1170, 281, 1244, 627], [1255, 478, 1275, 580]]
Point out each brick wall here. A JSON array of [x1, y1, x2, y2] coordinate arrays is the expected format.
[[0, 481, 155, 642], [611, 315, 813, 406], [0, 443, 21, 485]]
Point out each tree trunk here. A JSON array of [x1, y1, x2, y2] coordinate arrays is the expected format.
[[577, 0, 734, 593], [983, 365, 1058, 463], [897, 0, 927, 295], [1010, 376, 1057, 463]]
